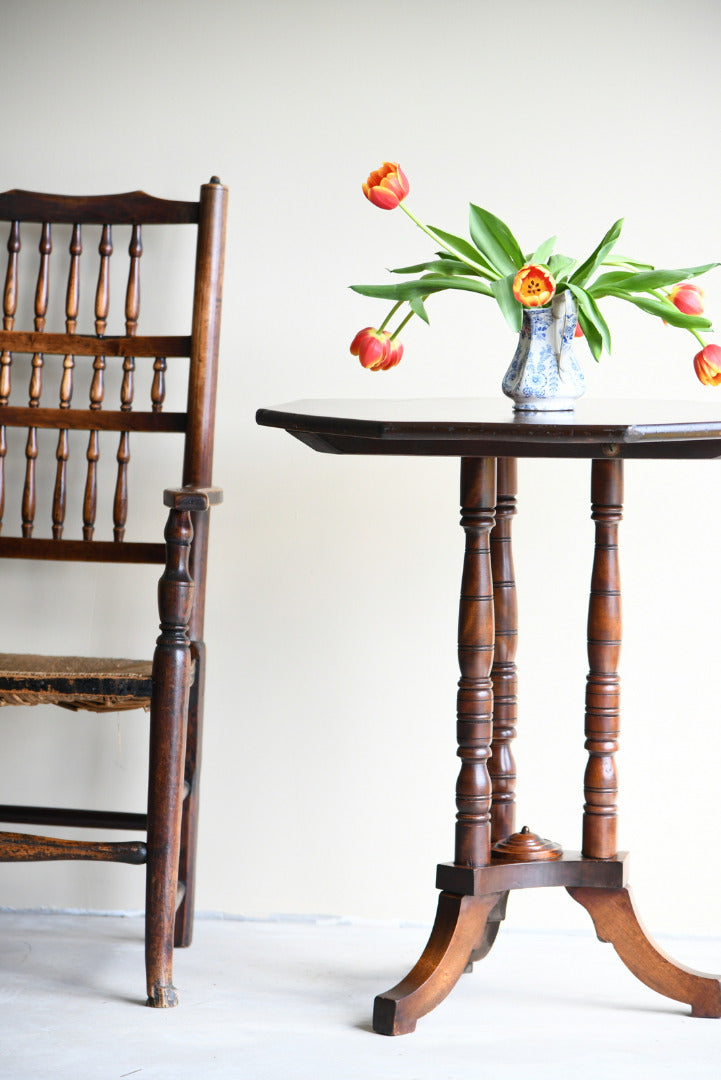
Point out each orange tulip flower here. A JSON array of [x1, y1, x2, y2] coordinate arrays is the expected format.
[[669, 282, 705, 316], [693, 343, 721, 386], [362, 162, 409, 211], [350, 326, 403, 370], [512, 264, 556, 307]]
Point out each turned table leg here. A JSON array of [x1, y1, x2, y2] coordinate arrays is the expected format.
[[489, 458, 518, 845], [583, 458, 622, 860], [571, 457, 721, 1016], [373, 456, 498, 1035]]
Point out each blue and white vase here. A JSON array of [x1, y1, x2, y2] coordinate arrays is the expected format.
[[502, 292, 585, 411]]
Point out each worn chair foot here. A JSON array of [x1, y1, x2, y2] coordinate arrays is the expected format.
[[568, 885, 721, 1018], [146, 982, 179, 1008], [373, 891, 504, 1035]]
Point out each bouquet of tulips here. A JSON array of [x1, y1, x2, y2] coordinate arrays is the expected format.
[[350, 162, 721, 385]]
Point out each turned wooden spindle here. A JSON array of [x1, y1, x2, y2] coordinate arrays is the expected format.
[[145, 501, 196, 1008], [52, 223, 81, 539], [151, 356, 167, 413], [455, 457, 496, 868], [489, 457, 518, 844], [22, 222, 52, 538], [83, 224, 112, 540], [114, 224, 142, 541], [0, 221, 20, 534], [582, 458, 623, 859]]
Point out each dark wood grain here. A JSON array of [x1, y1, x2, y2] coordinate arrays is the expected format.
[[489, 458, 518, 843], [257, 398, 721, 459], [0, 331, 190, 356], [0, 407, 185, 431], [145, 505, 195, 1007], [0, 178, 227, 1008], [0, 188, 199, 224], [569, 886, 721, 1017], [455, 458, 496, 868], [258, 397, 721, 1033], [582, 459, 623, 859], [0, 832, 146, 863]]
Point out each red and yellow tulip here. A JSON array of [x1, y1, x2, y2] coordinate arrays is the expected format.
[[693, 343, 721, 386], [362, 162, 409, 211], [350, 326, 403, 371], [669, 282, 705, 316], [512, 264, 556, 308]]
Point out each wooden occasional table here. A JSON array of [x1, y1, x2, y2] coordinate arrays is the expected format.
[[256, 398, 721, 1035]]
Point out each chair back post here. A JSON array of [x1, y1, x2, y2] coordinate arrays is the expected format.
[[182, 177, 227, 641]]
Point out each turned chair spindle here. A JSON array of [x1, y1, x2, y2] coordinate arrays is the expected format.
[[114, 224, 142, 541], [53, 223, 81, 539], [22, 223, 52, 538], [0, 222, 20, 532]]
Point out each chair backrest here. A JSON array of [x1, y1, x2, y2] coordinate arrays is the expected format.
[[0, 178, 227, 640]]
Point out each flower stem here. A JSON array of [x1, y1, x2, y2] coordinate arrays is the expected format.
[[391, 307, 416, 339], [379, 300, 404, 332], [399, 202, 497, 280]]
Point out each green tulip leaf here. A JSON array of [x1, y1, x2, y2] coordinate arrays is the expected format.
[[570, 219, 624, 289], [604, 289, 712, 329], [577, 309, 603, 361], [604, 255, 655, 271], [530, 236, 557, 265], [468, 204, 525, 276], [390, 257, 475, 277], [491, 273, 522, 333], [592, 263, 719, 297], [548, 253, 578, 281], [408, 295, 430, 324], [415, 273, 494, 297], [426, 225, 497, 276], [351, 274, 493, 302], [567, 283, 612, 358]]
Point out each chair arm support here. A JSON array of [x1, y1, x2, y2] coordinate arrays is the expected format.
[[163, 485, 223, 512]]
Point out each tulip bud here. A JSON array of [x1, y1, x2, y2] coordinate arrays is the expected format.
[[669, 282, 705, 316], [693, 343, 721, 386], [512, 264, 557, 308], [350, 326, 403, 371], [362, 162, 409, 211]]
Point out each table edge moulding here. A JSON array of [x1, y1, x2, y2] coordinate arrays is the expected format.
[[255, 397, 721, 1036]]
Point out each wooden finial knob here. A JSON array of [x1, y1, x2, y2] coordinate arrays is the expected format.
[[491, 826, 563, 863]]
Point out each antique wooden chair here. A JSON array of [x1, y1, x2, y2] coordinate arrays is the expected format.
[[0, 178, 227, 1006]]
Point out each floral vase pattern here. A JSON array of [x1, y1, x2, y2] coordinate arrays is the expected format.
[[502, 293, 585, 411]]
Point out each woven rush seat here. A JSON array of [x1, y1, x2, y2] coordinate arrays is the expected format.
[[0, 653, 156, 711]]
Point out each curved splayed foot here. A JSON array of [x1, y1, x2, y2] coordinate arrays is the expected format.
[[373, 891, 504, 1035], [568, 885, 721, 1018]]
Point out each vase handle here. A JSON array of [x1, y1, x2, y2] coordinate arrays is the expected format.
[[552, 291, 574, 373]]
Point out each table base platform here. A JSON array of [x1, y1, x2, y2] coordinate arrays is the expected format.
[[373, 851, 721, 1035]]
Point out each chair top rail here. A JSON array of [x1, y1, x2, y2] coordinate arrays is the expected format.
[[0, 189, 200, 225]]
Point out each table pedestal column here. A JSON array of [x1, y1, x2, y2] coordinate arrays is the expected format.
[[372, 456, 721, 1037]]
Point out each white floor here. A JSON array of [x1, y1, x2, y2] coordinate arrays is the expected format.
[[1, 911, 719, 1079]]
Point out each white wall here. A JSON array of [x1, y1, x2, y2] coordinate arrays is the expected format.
[[1, 0, 720, 945]]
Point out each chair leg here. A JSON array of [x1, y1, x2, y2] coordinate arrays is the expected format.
[[174, 641, 205, 948], [145, 506, 195, 1007]]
